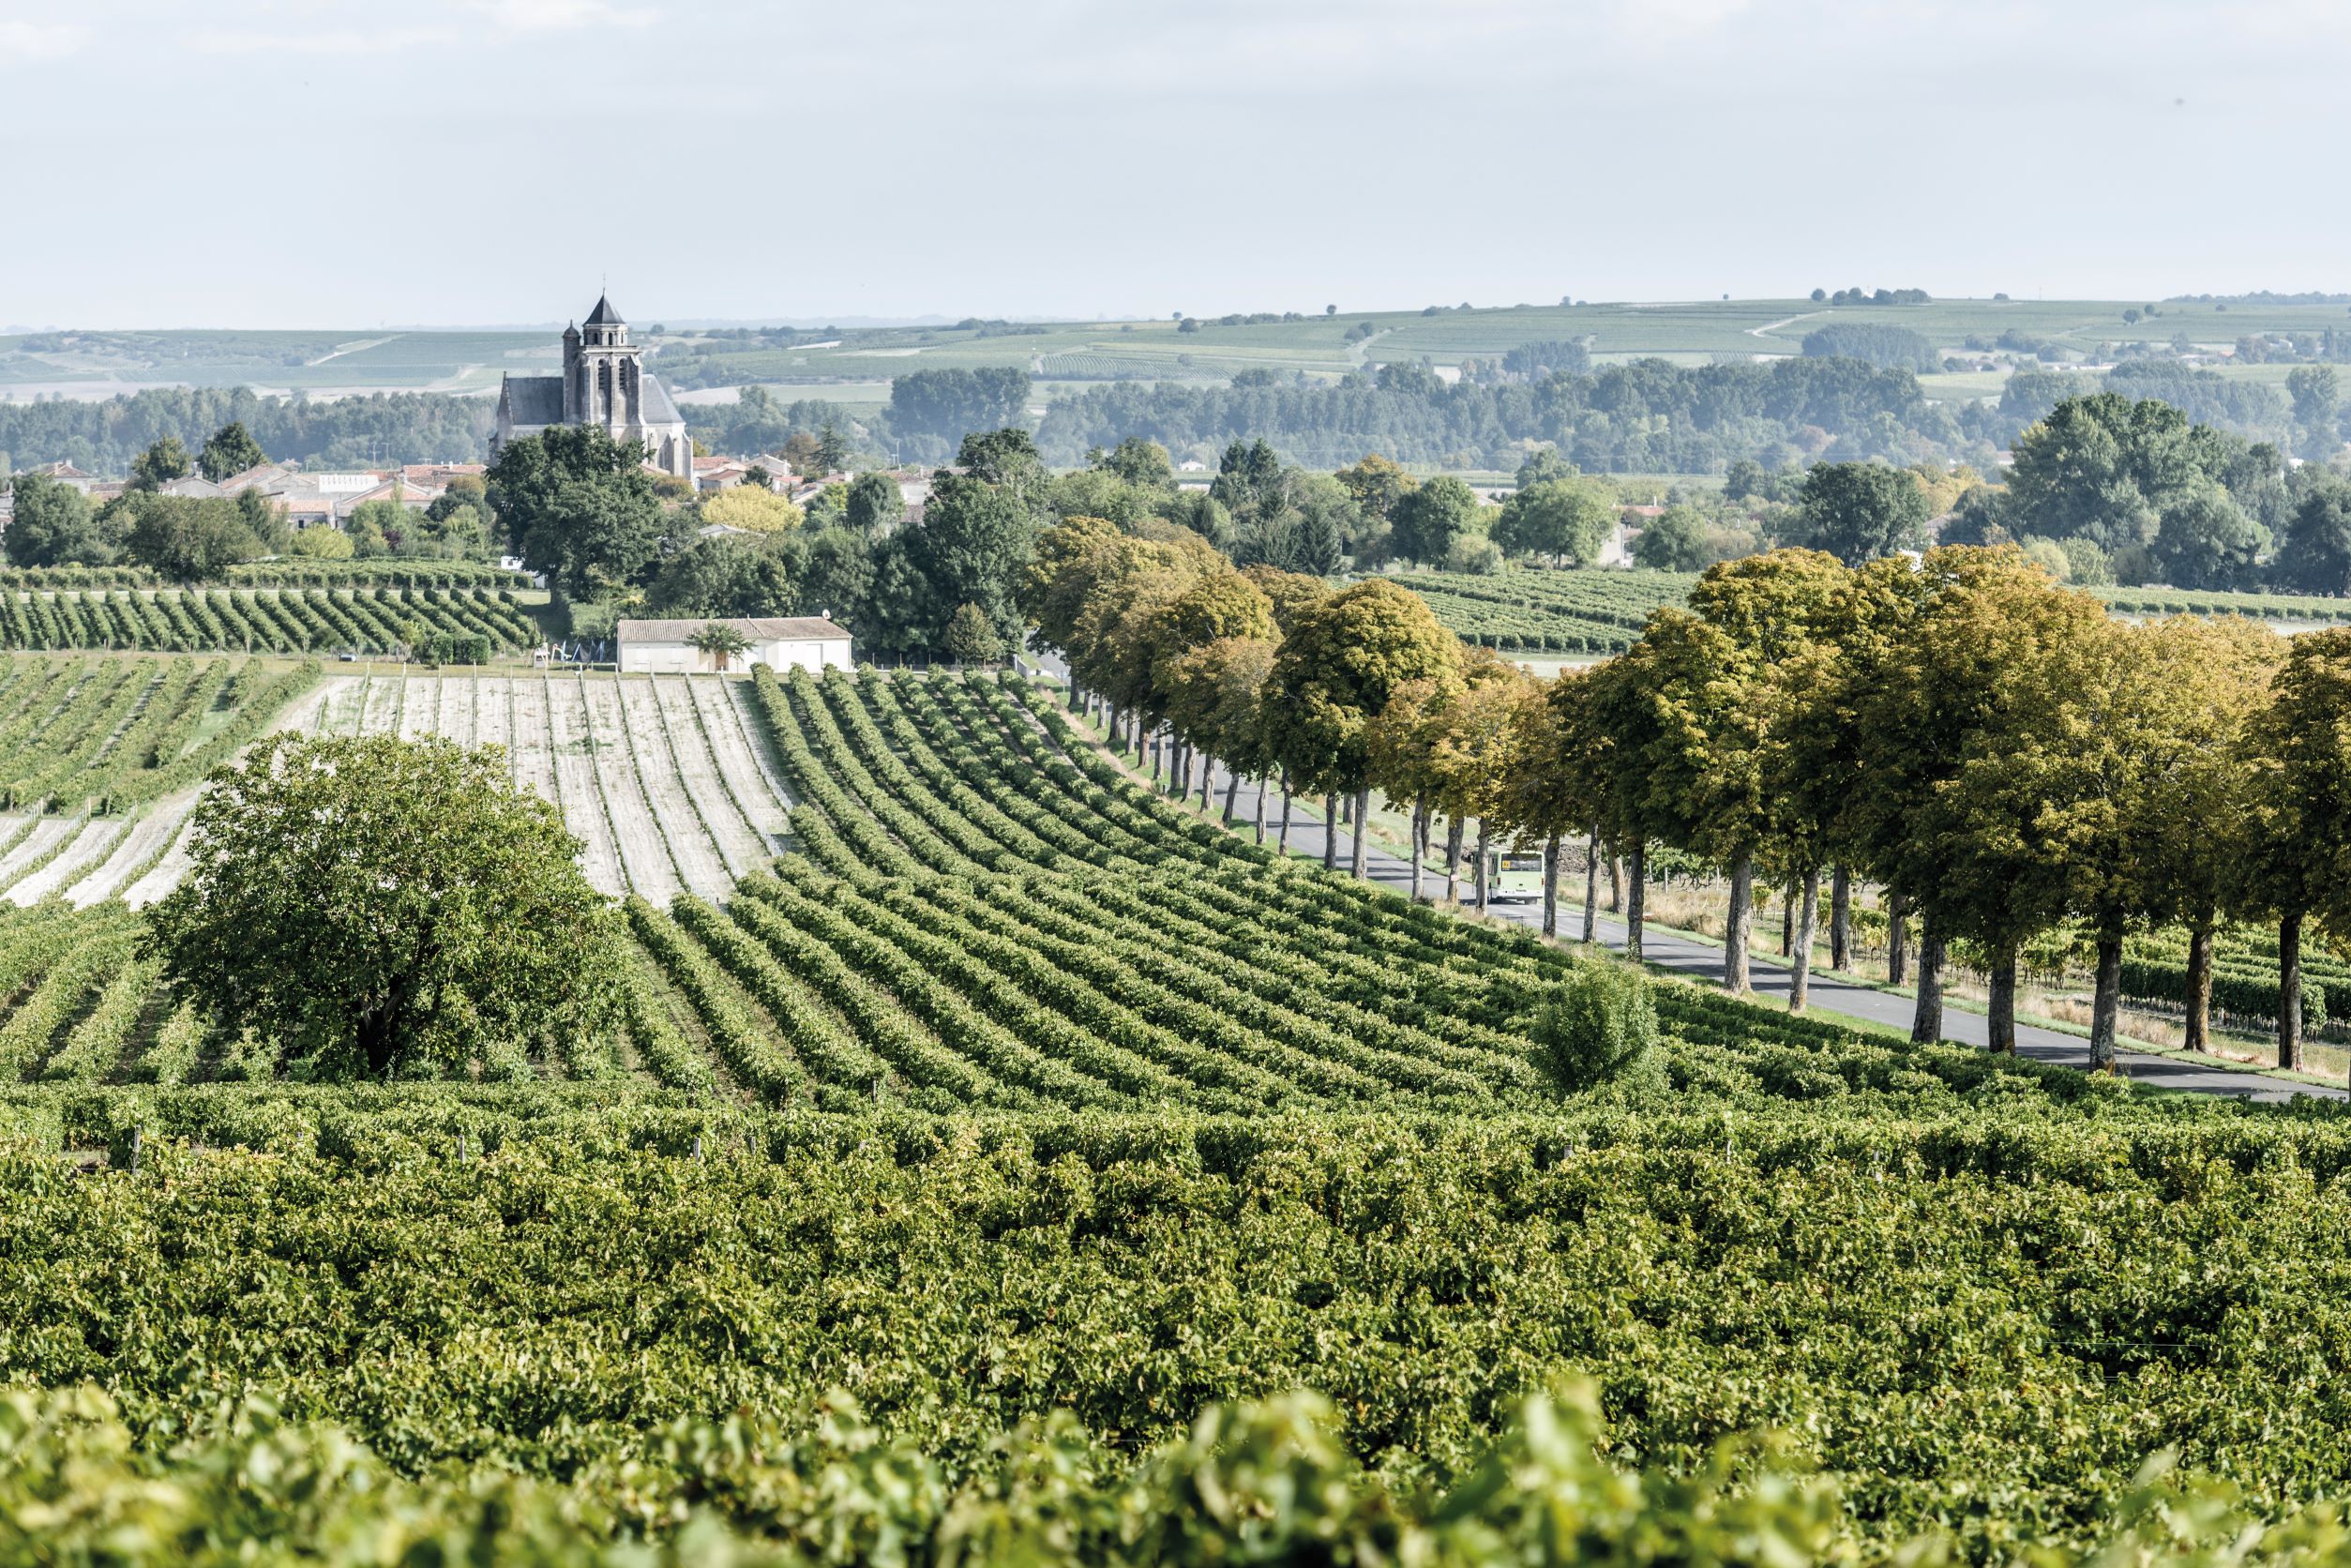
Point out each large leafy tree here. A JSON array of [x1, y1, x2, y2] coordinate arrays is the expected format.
[[487, 425, 667, 599], [113, 492, 264, 580], [647, 535, 792, 619], [1389, 475, 1481, 566], [1796, 462, 1928, 565], [2269, 476, 2351, 596], [2239, 628, 2351, 1072], [1334, 453, 1416, 520], [1264, 579, 1457, 876], [197, 421, 268, 482], [146, 733, 618, 1081], [903, 468, 1037, 652], [128, 436, 192, 491], [1852, 547, 2114, 1052], [1, 472, 114, 566], [845, 471, 905, 535], [1493, 478, 1614, 565], [2002, 391, 2262, 555]]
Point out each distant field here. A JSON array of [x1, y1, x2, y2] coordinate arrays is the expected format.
[[1396, 566, 2351, 653], [12, 297, 2351, 402]]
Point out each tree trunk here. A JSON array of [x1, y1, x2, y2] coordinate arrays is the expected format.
[[1201, 753, 1214, 808], [1987, 942, 2019, 1054], [1582, 828, 1600, 943], [1887, 890, 1909, 987], [1350, 785, 1369, 878], [1625, 842, 1647, 963], [1409, 798, 1428, 903], [1108, 705, 1122, 749], [1321, 795, 1336, 871], [1911, 912, 1945, 1044], [1829, 865, 1852, 972], [1445, 816, 1463, 904], [1790, 867, 1820, 1013], [1253, 774, 1267, 845], [1542, 830, 1561, 937], [1276, 770, 1292, 852], [1781, 885, 1793, 957], [2088, 927, 2123, 1071], [2281, 908, 2305, 1072], [1222, 765, 1241, 823], [2184, 913, 2214, 1053], [1173, 740, 1189, 796], [1724, 854, 1754, 997], [1473, 819, 1490, 912], [1607, 852, 1622, 913]]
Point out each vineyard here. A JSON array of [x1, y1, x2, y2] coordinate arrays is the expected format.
[[0, 561, 534, 591], [1394, 567, 2351, 655], [0, 655, 323, 911], [1390, 567, 1699, 652], [304, 670, 791, 900], [0, 665, 2129, 1118], [3, 662, 2351, 1553], [0, 584, 541, 656]]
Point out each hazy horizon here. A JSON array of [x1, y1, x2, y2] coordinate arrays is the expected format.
[[5, 0, 2347, 328]]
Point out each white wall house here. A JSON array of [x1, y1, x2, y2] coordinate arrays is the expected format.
[[615, 616, 852, 675]]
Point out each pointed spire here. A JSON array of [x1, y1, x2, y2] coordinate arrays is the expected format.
[[584, 293, 624, 327]]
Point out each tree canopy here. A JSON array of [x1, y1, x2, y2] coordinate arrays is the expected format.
[[147, 733, 617, 1081]]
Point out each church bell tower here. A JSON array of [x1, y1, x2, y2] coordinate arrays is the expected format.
[[561, 294, 641, 431]]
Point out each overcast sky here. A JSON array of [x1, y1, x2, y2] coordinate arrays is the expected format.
[[3, 0, 2345, 328]]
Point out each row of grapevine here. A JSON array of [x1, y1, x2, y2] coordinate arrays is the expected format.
[[0, 561, 531, 592], [1391, 567, 1696, 651], [0, 586, 538, 655]]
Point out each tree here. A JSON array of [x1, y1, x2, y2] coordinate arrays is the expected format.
[[2272, 476, 2351, 596], [345, 499, 407, 557], [701, 485, 806, 534], [904, 469, 1037, 654], [781, 431, 824, 475], [2002, 392, 2255, 552], [1796, 462, 1929, 565], [1631, 505, 1710, 571], [1099, 438, 1174, 490], [2149, 475, 2266, 589], [887, 368, 1032, 446], [145, 733, 616, 1081], [2133, 618, 2284, 1054], [686, 621, 754, 671], [1168, 634, 1279, 834], [957, 429, 1051, 515], [814, 420, 850, 474], [943, 602, 1004, 666], [286, 525, 354, 560], [1211, 440, 1284, 512], [128, 437, 192, 491], [649, 535, 791, 619], [1530, 957, 1660, 1094], [1263, 579, 1456, 877], [1853, 547, 2113, 1052], [1493, 478, 1613, 565], [845, 471, 905, 535], [488, 426, 667, 600], [1389, 475, 1480, 567], [1, 472, 113, 566], [2288, 364, 2341, 460], [114, 492, 264, 580], [197, 422, 267, 482], [2240, 629, 2351, 1071], [1334, 453, 1416, 520]]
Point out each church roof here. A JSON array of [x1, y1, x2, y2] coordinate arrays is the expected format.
[[584, 293, 624, 326], [501, 374, 566, 425], [638, 371, 682, 426]]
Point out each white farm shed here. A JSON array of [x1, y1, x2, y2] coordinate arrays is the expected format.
[[615, 616, 852, 674]]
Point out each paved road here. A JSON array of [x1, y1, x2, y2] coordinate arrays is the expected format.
[[1157, 749, 2343, 1105]]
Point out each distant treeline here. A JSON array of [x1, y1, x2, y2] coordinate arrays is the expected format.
[[1999, 363, 2291, 444], [1036, 357, 2004, 472], [0, 387, 490, 476], [2166, 291, 2351, 306]]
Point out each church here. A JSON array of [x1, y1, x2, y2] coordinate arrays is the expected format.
[[491, 294, 692, 479]]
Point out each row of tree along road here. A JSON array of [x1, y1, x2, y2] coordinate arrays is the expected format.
[[1030, 528, 2351, 1078]]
